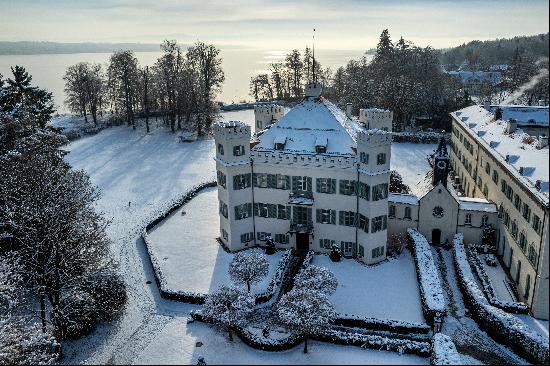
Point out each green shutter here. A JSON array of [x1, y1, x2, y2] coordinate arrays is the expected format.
[[316, 178, 321, 193], [268, 204, 277, 218], [247, 203, 252, 217], [330, 210, 336, 224], [268, 174, 276, 188], [253, 203, 258, 216], [292, 176, 298, 192], [329, 179, 336, 194], [307, 177, 312, 192], [316, 209, 321, 223], [353, 242, 357, 257], [246, 173, 251, 188], [252, 173, 258, 187], [339, 211, 344, 225]]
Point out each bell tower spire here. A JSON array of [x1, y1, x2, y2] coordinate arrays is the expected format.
[[432, 137, 450, 188]]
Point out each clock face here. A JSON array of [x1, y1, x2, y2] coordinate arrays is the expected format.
[[437, 160, 447, 170], [433, 206, 445, 218]]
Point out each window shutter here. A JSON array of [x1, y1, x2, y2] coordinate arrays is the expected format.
[[292, 176, 298, 192], [339, 180, 344, 195], [353, 242, 357, 257], [316, 178, 321, 193], [330, 210, 336, 224], [268, 174, 276, 188], [252, 173, 258, 187], [253, 203, 258, 216], [286, 206, 291, 220], [340, 241, 345, 253], [329, 179, 336, 194], [339, 211, 344, 225], [247, 203, 252, 217], [307, 177, 312, 192], [307, 208, 312, 222], [316, 209, 321, 223], [246, 173, 251, 187]]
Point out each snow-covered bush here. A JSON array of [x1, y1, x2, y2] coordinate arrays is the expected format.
[[56, 289, 98, 339], [430, 333, 462, 365], [466, 247, 528, 313], [392, 131, 450, 144], [84, 271, 127, 320], [202, 286, 255, 341], [453, 234, 549, 365], [329, 243, 341, 262], [294, 265, 338, 296], [255, 249, 292, 305], [277, 287, 336, 353], [0, 318, 59, 365], [229, 251, 269, 293], [407, 229, 446, 322], [334, 314, 431, 334]]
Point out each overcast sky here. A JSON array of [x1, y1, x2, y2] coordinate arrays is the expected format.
[[1, 0, 548, 50]]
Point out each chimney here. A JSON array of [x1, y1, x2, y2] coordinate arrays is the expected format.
[[505, 118, 517, 134], [346, 103, 353, 118], [537, 135, 549, 149]]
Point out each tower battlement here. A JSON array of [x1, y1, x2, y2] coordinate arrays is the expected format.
[[359, 108, 393, 132], [214, 121, 251, 141], [356, 129, 392, 146], [254, 104, 284, 131]]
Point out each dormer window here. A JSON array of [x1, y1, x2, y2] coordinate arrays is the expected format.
[[315, 137, 328, 153], [274, 135, 287, 150]]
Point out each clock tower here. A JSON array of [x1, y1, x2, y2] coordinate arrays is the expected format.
[[432, 137, 450, 188]]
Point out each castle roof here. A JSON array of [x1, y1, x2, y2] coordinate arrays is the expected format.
[[254, 97, 362, 155]]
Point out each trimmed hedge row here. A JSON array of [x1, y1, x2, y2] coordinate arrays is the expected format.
[[466, 247, 529, 314], [453, 234, 548, 365], [430, 333, 462, 365], [191, 310, 430, 356], [407, 229, 446, 324], [334, 315, 431, 335], [255, 249, 293, 305], [392, 132, 450, 144]]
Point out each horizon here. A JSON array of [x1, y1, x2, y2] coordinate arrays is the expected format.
[[1, 0, 548, 51]]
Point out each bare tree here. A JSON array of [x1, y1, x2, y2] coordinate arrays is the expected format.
[[229, 251, 269, 292], [108, 50, 139, 128]]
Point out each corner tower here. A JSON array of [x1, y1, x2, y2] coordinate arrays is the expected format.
[[213, 121, 253, 251], [254, 104, 284, 133], [359, 108, 393, 132]]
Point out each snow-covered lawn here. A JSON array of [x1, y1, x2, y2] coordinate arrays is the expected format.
[[390, 143, 436, 190], [312, 252, 425, 323], [479, 254, 516, 303], [135, 317, 429, 365], [147, 186, 283, 295]]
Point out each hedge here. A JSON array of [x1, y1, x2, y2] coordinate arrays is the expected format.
[[430, 333, 462, 365]]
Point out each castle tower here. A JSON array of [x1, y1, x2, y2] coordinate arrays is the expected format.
[[213, 121, 254, 251], [432, 137, 450, 188], [254, 104, 285, 133], [359, 108, 393, 132], [356, 129, 392, 264]]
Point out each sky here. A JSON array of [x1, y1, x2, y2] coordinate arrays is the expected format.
[[0, 0, 549, 51]]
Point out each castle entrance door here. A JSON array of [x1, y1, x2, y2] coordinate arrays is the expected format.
[[432, 229, 441, 246], [296, 233, 309, 255]]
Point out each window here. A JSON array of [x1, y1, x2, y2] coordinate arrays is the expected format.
[[256, 120, 261, 128], [524, 274, 531, 299], [276, 174, 290, 190], [256, 232, 271, 241], [221, 228, 228, 240], [372, 183, 389, 201], [389, 205, 396, 218], [372, 246, 385, 258], [357, 214, 369, 233], [513, 194, 521, 211], [464, 213, 472, 225], [510, 220, 518, 239], [234, 203, 252, 220], [501, 179, 507, 193], [320, 238, 335, 249], [371, 215, 387, 233], [217, 143, 224, 155], [275, 234, 289, 244], [240, 232, 254, 243], [292, 176, 312, 194], [485, 162, 491, 175], [254, 203, 276, 218], [316, 209, 336, 224], [217, 170, 226, 188], [339, 211, 357, 227], [254, 173, 268, 188], [358, 182, 370, 201], [498, 204, 504, 218], [342, 241, 354, 257], [219, 200, 228, 218], [293, 206, 311, 225], [233, 145, 245, 156], [360, 152, 369, 164], [492, 170, 499, 184], [316, 178, 336, 194], [339, 180, 357, 195], [518, 231, 527, 251], [277, 204, 291, 220], [528, 244, 538, 266], [532, 215, 541, 234], [506, 186, 513, 201], [358, 244, 365, 257], [377, 153, 386, 165], [404, 207, 412, 220], [503, 211, 510, 228], [521, 203, 531, 223], [233, 173, 251, 190], [483, 184, 488, 197], [482, 215, 489, 226]]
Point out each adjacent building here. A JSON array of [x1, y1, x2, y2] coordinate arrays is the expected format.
[[449, 104, 549, 319]]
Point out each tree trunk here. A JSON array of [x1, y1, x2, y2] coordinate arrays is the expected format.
[[40, 294, 46, 333], [303, 337, 308, 353], [247, 281, 251, 293]]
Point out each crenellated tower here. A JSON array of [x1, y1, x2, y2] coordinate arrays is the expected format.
[[254, 104, 285, 133], [359, 108, 393, 132], [213, 121, 254, 251]]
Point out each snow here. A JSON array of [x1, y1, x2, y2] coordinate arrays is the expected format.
[[479, 254, 516, 303], [458, 197, 497, 212], [488, 105, 549, 127], [390, 143, 437, 192], [389, 193, 419, 205], [431, 333, 462, 365], [312, 253, 425, 323], [255, 98, 360, 155], [147, 187, 283, 295], [452, 105, 549, 202]]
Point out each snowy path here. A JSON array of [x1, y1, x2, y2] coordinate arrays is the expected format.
[[432, 247, 528, 365], [60, 119, 433, 365]]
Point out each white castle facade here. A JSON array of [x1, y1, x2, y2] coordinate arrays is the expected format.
[[215, 83, 392, 264]]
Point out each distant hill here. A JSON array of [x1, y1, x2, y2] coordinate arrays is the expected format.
[[0, 41, 161, 55], [440, 33, 549, 68]]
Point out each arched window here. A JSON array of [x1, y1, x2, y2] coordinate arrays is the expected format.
[[389, 205, 396, 218], [404, 207, 412, 220]]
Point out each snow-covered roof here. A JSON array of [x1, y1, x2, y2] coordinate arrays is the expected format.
[[488, 105, 549, 127], [445, 70, 502, 85], [451, 105, 549, 205], [254, 97, 362, 155], [458, 197, 497, 213], [389, 193, 419, 205], [218, 120, 248, 128]]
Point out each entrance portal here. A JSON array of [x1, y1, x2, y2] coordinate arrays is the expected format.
[[296, 233, 309, 255], [432, 229, 441, 246]]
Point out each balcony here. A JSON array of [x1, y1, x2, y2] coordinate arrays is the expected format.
[[289, 221, 314, 234], [288, 192, 314, 206]]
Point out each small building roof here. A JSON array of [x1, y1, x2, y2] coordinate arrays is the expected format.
[[458, 197, 497, 213], [389, 193, 419, 205], [488, 105, 549, 127]]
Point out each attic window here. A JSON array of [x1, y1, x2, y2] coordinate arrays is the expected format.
[[274, 136, 287, 150], [315, 137, 328, 153]]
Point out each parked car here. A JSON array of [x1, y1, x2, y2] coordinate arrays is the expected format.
[[485, 254, 497, 267]]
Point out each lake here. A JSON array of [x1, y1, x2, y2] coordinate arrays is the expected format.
[[0, 48, 369, 113]]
